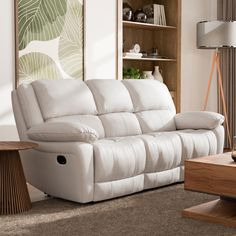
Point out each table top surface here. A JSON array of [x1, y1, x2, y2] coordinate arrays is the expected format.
[[0, 141, 38, 151], [185, 153, 236, 167]]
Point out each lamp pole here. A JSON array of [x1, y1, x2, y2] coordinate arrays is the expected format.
[[203, 48, 232, 148]]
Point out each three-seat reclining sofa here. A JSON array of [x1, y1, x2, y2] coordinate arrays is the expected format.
[[12, 79, 224, 203]]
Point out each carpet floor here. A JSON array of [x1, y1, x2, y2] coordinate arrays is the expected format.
[[1, 184, 236, 236]]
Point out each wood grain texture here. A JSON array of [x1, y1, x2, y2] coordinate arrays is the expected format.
[[0, 150, 31, 215], [183, 153, 236, 227], [0, 142, 38, 151], [183, 199, 236, 228], [184, 154, 236, 197]]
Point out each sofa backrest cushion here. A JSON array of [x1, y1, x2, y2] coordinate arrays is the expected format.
[[15, 79, 177, 137], [32, 80, 97, 120], [136, 110, 176, 133], [100, 113, 142, 137], [122, 80, 176, 133], [17, 84, 44, 128], [122, 79, 176, 113], [86, 80, 134, 114]]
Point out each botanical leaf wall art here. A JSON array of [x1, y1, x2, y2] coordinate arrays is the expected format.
[[15, 0, 84, 87]]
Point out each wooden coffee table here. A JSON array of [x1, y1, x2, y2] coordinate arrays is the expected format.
[[0, 141, 38, 215], [182, 153, 236, 227]]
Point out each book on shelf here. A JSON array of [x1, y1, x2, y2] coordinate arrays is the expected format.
[[123, 52, 143, 59], [160, 5, 166, 25], [143, 4, 166, 26]]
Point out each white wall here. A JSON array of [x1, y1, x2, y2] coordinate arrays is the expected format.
[[0, 0, 19, 140], [181, 0, 218, 112]]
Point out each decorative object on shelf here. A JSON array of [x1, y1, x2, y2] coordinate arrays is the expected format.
[[153, 66, 163, 83], [14, 0, 84, 88], [123, 2, 133, 21], [142, 71, 154, 80], [123, 67, 141, 79], [143, 4, 154, 24], [148, 48, 159, 58], [197, 20, 236, 148], [141, 51, 148, 57], [143, 4, 166, 25], [133, 9, 147, 23], [123, 52, 142, 59], [232, 136, 236, 162], [123, 43, 142, 59], [142, 48, 163, 59], [129, 43, 141, 53]]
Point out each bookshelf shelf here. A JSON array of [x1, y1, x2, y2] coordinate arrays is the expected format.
[[123, 57, 177, 62], [123, 21, 176, 30]]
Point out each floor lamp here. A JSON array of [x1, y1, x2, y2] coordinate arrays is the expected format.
[[197, 21, 236, 149]]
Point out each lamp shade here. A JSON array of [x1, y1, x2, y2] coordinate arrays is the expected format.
[[197, 20, 236, 49]]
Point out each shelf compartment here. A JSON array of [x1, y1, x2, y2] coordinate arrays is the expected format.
[[123, 21, 177, 30]]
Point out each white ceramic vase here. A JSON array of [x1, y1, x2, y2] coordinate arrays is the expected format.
[[153, 66, 163, 83], [142, 71, 154, 80]]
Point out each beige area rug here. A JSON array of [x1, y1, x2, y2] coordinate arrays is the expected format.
[[1, 184, 236, 236]]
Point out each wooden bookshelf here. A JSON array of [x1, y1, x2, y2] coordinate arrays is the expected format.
[[122, 0, 181, 112]]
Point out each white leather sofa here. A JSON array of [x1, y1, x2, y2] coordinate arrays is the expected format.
[[12, 79, 225, 203]]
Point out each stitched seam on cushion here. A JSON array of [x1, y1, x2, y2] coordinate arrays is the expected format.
[[111, 182, 113, 198], [16, 91, 29, 129], [30, 131, 97, 135], [31, 83, 47, 121], [132, 175, 135, 193], [29, 132, 97, 139], [95, 174, 143, 184], [144, 167, 181, 176]]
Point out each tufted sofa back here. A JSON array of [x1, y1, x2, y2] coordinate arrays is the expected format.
[[15, 79, 176, 139]]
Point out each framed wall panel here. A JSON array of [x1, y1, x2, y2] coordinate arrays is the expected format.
[[14, 0, 84, 88]]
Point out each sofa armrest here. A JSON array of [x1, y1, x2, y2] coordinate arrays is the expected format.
[[175, 111, 224, 130], [27, 122, 99, 142]]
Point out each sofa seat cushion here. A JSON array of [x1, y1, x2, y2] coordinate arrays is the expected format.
[[139, 132, 182, 173], [144, 167, 182, 190], [93, 137, 146, 182], [94, 174, 144, 201], [47, 115, 105, 139], [176, 129, 218, 163]]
